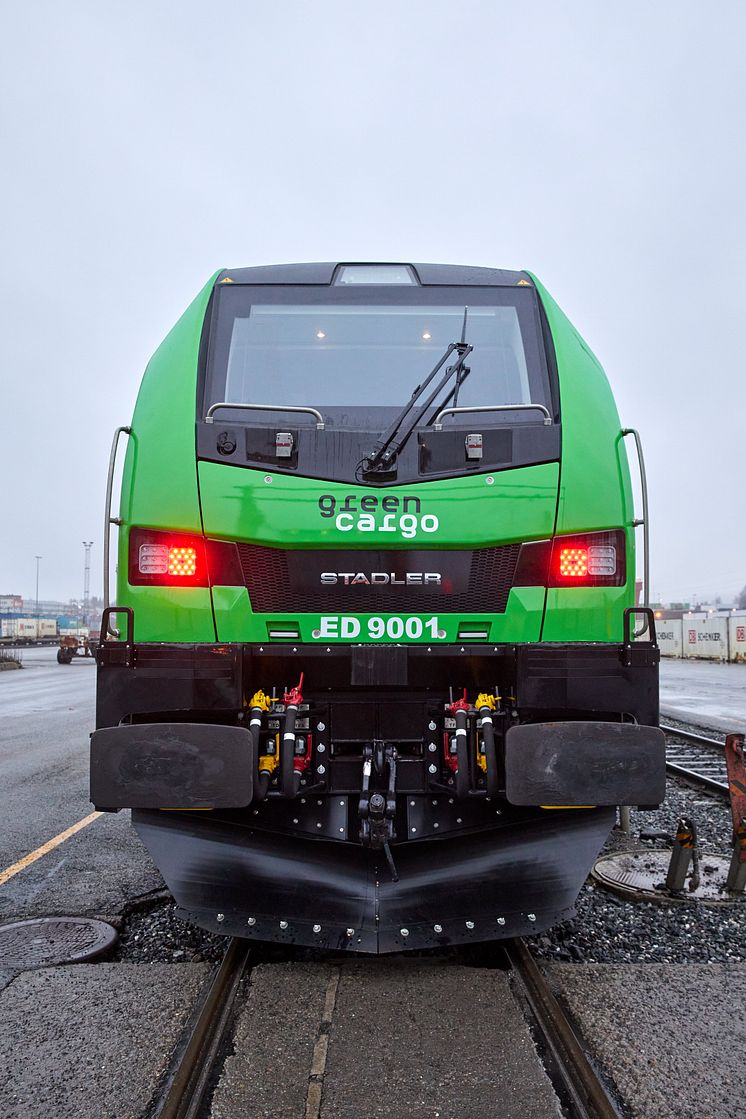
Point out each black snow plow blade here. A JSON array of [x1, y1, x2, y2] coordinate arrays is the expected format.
[[132, 806, 614, 954]]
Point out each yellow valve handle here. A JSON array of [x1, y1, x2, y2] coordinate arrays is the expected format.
[[249, 689, 271, 712]]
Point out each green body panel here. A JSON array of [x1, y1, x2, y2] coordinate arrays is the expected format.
[[116, 274, 219, 639], [115, 270, 637, 646], [212, 585, 546, 645], [529, 275, 635, 641], [126, 586, 215, 643], [197, 460, 559, 548], [541, 587, 631, 642], [116, 272, 218, 544]]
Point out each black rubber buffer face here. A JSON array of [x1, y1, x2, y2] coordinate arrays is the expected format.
[[504, 721, 666, 807], [90, 723, 255, 809]]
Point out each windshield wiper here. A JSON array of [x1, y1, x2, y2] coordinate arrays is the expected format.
[[364, 307, 473, 476]]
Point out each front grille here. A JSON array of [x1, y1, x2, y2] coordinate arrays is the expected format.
[[236, 543, 521, 614]]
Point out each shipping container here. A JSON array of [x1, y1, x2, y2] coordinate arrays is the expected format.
[[1, 618, 57, 640], [682, 615, 729, 660], [729, 615, 746, 662], [656, 618, 683, 658], [56, 615, 82, 630], [1, 618, 37, 639]]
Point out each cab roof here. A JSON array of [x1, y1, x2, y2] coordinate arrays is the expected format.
[[215, 262, 531, 287]]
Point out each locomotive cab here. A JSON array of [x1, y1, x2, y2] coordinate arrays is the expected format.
[[92, 262, 665, 952]]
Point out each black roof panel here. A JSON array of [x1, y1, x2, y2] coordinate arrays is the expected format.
[[216, 263, 530, 287]]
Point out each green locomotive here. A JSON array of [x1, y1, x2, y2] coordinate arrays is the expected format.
[[92, 262, 665, 952]]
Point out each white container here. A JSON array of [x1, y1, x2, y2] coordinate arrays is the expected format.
[[656, 618, 683, 658], [682, 615, 729, 660], [729, 615, 746, 662], [1, 618, 36, 639], [38, 619, 57, 637]]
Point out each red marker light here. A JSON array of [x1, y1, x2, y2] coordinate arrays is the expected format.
[[130, 529, 208, 586], [168, 546, 197, 577], [558, 547, 588, 578]]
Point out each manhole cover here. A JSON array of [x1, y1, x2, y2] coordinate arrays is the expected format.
[[592, 851, 743, 905], [0, 917, 118, 969]]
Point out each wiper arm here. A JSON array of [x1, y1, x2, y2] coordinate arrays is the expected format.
[[365, 308, 472, 475]]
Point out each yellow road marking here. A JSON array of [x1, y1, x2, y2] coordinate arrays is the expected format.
[[0, 811, 103, 886]]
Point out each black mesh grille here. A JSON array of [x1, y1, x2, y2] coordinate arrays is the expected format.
[[236, 544, 521, 614]]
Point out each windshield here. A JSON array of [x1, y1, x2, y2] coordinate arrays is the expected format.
[[203, 285, 552, 425]]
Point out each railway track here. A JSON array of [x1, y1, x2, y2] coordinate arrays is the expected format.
[[505, 938, 620, 1118], [152, 937, 251, 1119], [661, 722, 729, 796], [151, 936, 619, 1119]]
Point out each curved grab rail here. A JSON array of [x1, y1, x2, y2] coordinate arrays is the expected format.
[[621, 428, 650, 637], [205, 402, 325, 429], [103, 426, 132, 637], [432, 403, 552, 430]]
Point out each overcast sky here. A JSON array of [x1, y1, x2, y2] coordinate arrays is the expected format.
[[0, 1, 743, 606]]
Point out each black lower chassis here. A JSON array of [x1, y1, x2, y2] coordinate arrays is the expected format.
[[92, 612, 664, 952]]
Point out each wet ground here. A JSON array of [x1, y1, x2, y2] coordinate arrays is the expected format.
[[1, 649, 745, 1117], [660, 657, 746, 731]]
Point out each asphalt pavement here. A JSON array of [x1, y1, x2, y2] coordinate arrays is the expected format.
[[1, 646, 743, 1119], [660, 657, 746, 731], [0, 647, 161, 921]]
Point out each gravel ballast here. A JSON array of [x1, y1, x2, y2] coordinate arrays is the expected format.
[[527, 773, 745, 965], [115, 895, 227, 964]]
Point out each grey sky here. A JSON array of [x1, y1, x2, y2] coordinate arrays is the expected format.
[[1, 1, 743, 605]]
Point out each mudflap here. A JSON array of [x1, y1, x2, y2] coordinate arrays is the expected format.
[[132, 805, 615, 953], [505, 721, 666, 807], [90, 723, 255, 809]]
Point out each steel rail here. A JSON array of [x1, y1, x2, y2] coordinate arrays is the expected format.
[[505, 938, 620, 1119], [662, 724, 729, 797], [152, 937, 251, 1119], [660, 723, 726, 751], [665, 759, 728, 797]]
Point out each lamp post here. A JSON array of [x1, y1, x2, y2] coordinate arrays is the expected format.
[[82, 542, 93, 626], [35, 555, 42, 618]]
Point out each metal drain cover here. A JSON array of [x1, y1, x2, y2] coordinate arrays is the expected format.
[[592, 851, 742, 905], [0, 917, 118, 969]]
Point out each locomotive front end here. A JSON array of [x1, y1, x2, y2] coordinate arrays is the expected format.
[[91, 262, 665, 952]]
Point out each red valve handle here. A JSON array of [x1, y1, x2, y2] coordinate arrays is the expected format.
[[448, 688, 470, 714], [283, 671, 305, 706]]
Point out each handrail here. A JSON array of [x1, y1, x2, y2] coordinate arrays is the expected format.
[[205, 402, 325, 429], [432, 403, 552, 430], [621, 428, 650, 637], [103, 425, 132, 637]]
